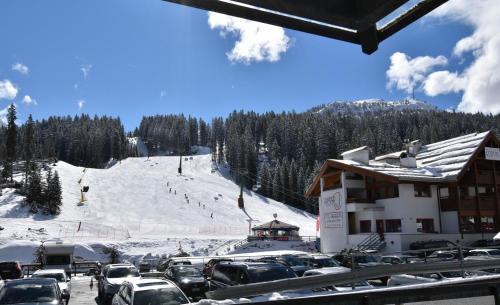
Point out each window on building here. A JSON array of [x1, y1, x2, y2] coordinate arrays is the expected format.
[[481, 217, 495, 232], [360, 220, 372, 233], [416, 219, 435, 233], [414, 184, 431, 197], [461, 216, 476, 233], [439, 187, 449, 199], [387, 185, 399, 198], [385, 219, 402, 233]]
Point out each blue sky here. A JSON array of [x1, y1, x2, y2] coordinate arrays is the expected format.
[[1, 0, 497, 130]]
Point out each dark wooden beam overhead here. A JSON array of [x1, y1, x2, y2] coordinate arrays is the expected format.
[[163, 0, 449, 54]]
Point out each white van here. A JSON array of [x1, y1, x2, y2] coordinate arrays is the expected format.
[[43, 241, 75, 276]]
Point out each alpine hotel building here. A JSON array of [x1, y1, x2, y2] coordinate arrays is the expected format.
[[306, 131, 500, 253]]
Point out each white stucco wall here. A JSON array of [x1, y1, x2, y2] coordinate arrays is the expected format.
[[376, 184, 440, 234]]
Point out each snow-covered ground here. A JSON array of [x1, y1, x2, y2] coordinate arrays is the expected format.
[[0, 151, 316, 263]]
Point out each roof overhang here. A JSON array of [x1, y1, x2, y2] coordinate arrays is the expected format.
[[163, 0, 449, 54], [305, 159, 399, 198]]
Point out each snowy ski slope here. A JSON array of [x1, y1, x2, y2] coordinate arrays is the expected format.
[[0, 152, 316, 242]]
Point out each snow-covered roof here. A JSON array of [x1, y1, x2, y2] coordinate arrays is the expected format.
[[330, 131, 493, 183], [341, 146, 368, 156]]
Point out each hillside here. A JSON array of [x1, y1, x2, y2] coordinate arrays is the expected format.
[[311, 98, 438, 114], [0, 151, 316, 247]]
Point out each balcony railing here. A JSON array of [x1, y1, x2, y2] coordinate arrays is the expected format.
[[478, 195, 497, 211]]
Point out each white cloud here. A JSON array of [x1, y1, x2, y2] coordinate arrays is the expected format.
[[22, 95, 37, 106], [78, 99, 85, 109], [0, 79, 18, 100], [208, 12, 291, 64], [81, 64, 92, 79], [389, 0, 500, 114], [423, 71, 467, 96], [0, 106, 8, 126], [386, 52, 448, 93], [12, 63, 29, 75]]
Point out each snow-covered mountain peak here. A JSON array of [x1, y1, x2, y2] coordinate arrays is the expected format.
[[312, 98, 438, 114]]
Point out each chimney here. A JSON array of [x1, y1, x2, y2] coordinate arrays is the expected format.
[[407, 140, 421, 157], [400, 151, 417, 168], [341, 146, 370, 165]]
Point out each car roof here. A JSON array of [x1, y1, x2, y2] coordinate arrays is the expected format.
[[471, 249, 498, 252], [108, 264, 135, 268], [33, 269, 66, 275], [4, 278, 58, 286], [125, 279, 179, 291], [303, 267, 351, 275], [218, 261, 287, 269]]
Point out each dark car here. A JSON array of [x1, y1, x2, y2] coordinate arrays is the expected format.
[[209, 262, 297, 290], [409, 240, 455, 257], [138, 262, 151, 273], [253, 255, 311, 276], [164, 265, 208, 299], [202, 259, 233, 278], [157, 259, 191, 272], [0, 278, 69, 305], [0, 261, 23, 280]]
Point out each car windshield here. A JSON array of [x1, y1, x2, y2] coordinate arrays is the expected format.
[[0, 283, 57, 305], [108, 267, 140, 278], [133, 288, 188, 305], [249, 267, 296, 282], [282, 256, 307, 266], [356, 256, 379, 263], [46, 255, 70, 265], [172, 266, 202, 277], [487, 250, 500, 256], [34, 273, 66, 282]]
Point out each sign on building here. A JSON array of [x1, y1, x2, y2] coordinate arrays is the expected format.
[[485, 147, 500, 161], [319, 186, 347, 253]]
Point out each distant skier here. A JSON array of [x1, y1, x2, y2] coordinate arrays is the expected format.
[[198, 202, 201, 207], [174, 190, 177, 195], [187, 199, 189, 204], [167, 182, 169, 187], [203, 204, 205, 209], [169, 188, 172, 193], [210, 212, 213, 219]]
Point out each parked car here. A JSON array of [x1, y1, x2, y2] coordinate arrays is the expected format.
[[138, 262, 151, 273], [98, 264, 141, 302], [468, 249, 500, 258], [251, 255, 312, 276], [0, 278, 69, 305], [164, 265, 208, 299], [409, 240, 455, 257], [379, 255, 419, 265], [111, 278, 190, 305], [209, 262, 296, 290], [387, 271, 486, 287], [32, 269, 71, 301], [202, 259, 233, 278], [469, 239, 500, 247], [0, 261, 23, 280], [298, 254, 340, 269], [302, 267, 374, 292], [157, 259, 191, 272]]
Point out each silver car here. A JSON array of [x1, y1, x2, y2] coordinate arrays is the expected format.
[[111, 278, 190, 305], [98, 264, 141, 302]]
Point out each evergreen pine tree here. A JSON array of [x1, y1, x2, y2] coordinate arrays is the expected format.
[[2, 104, 17, 182], [23, 114, 35, 186], [26, 164, 43, 213], [46, 170, 62, 215]]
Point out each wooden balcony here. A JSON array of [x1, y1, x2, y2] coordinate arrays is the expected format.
[[459, 198, 477, 211], [478, 195, 497, 211]]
